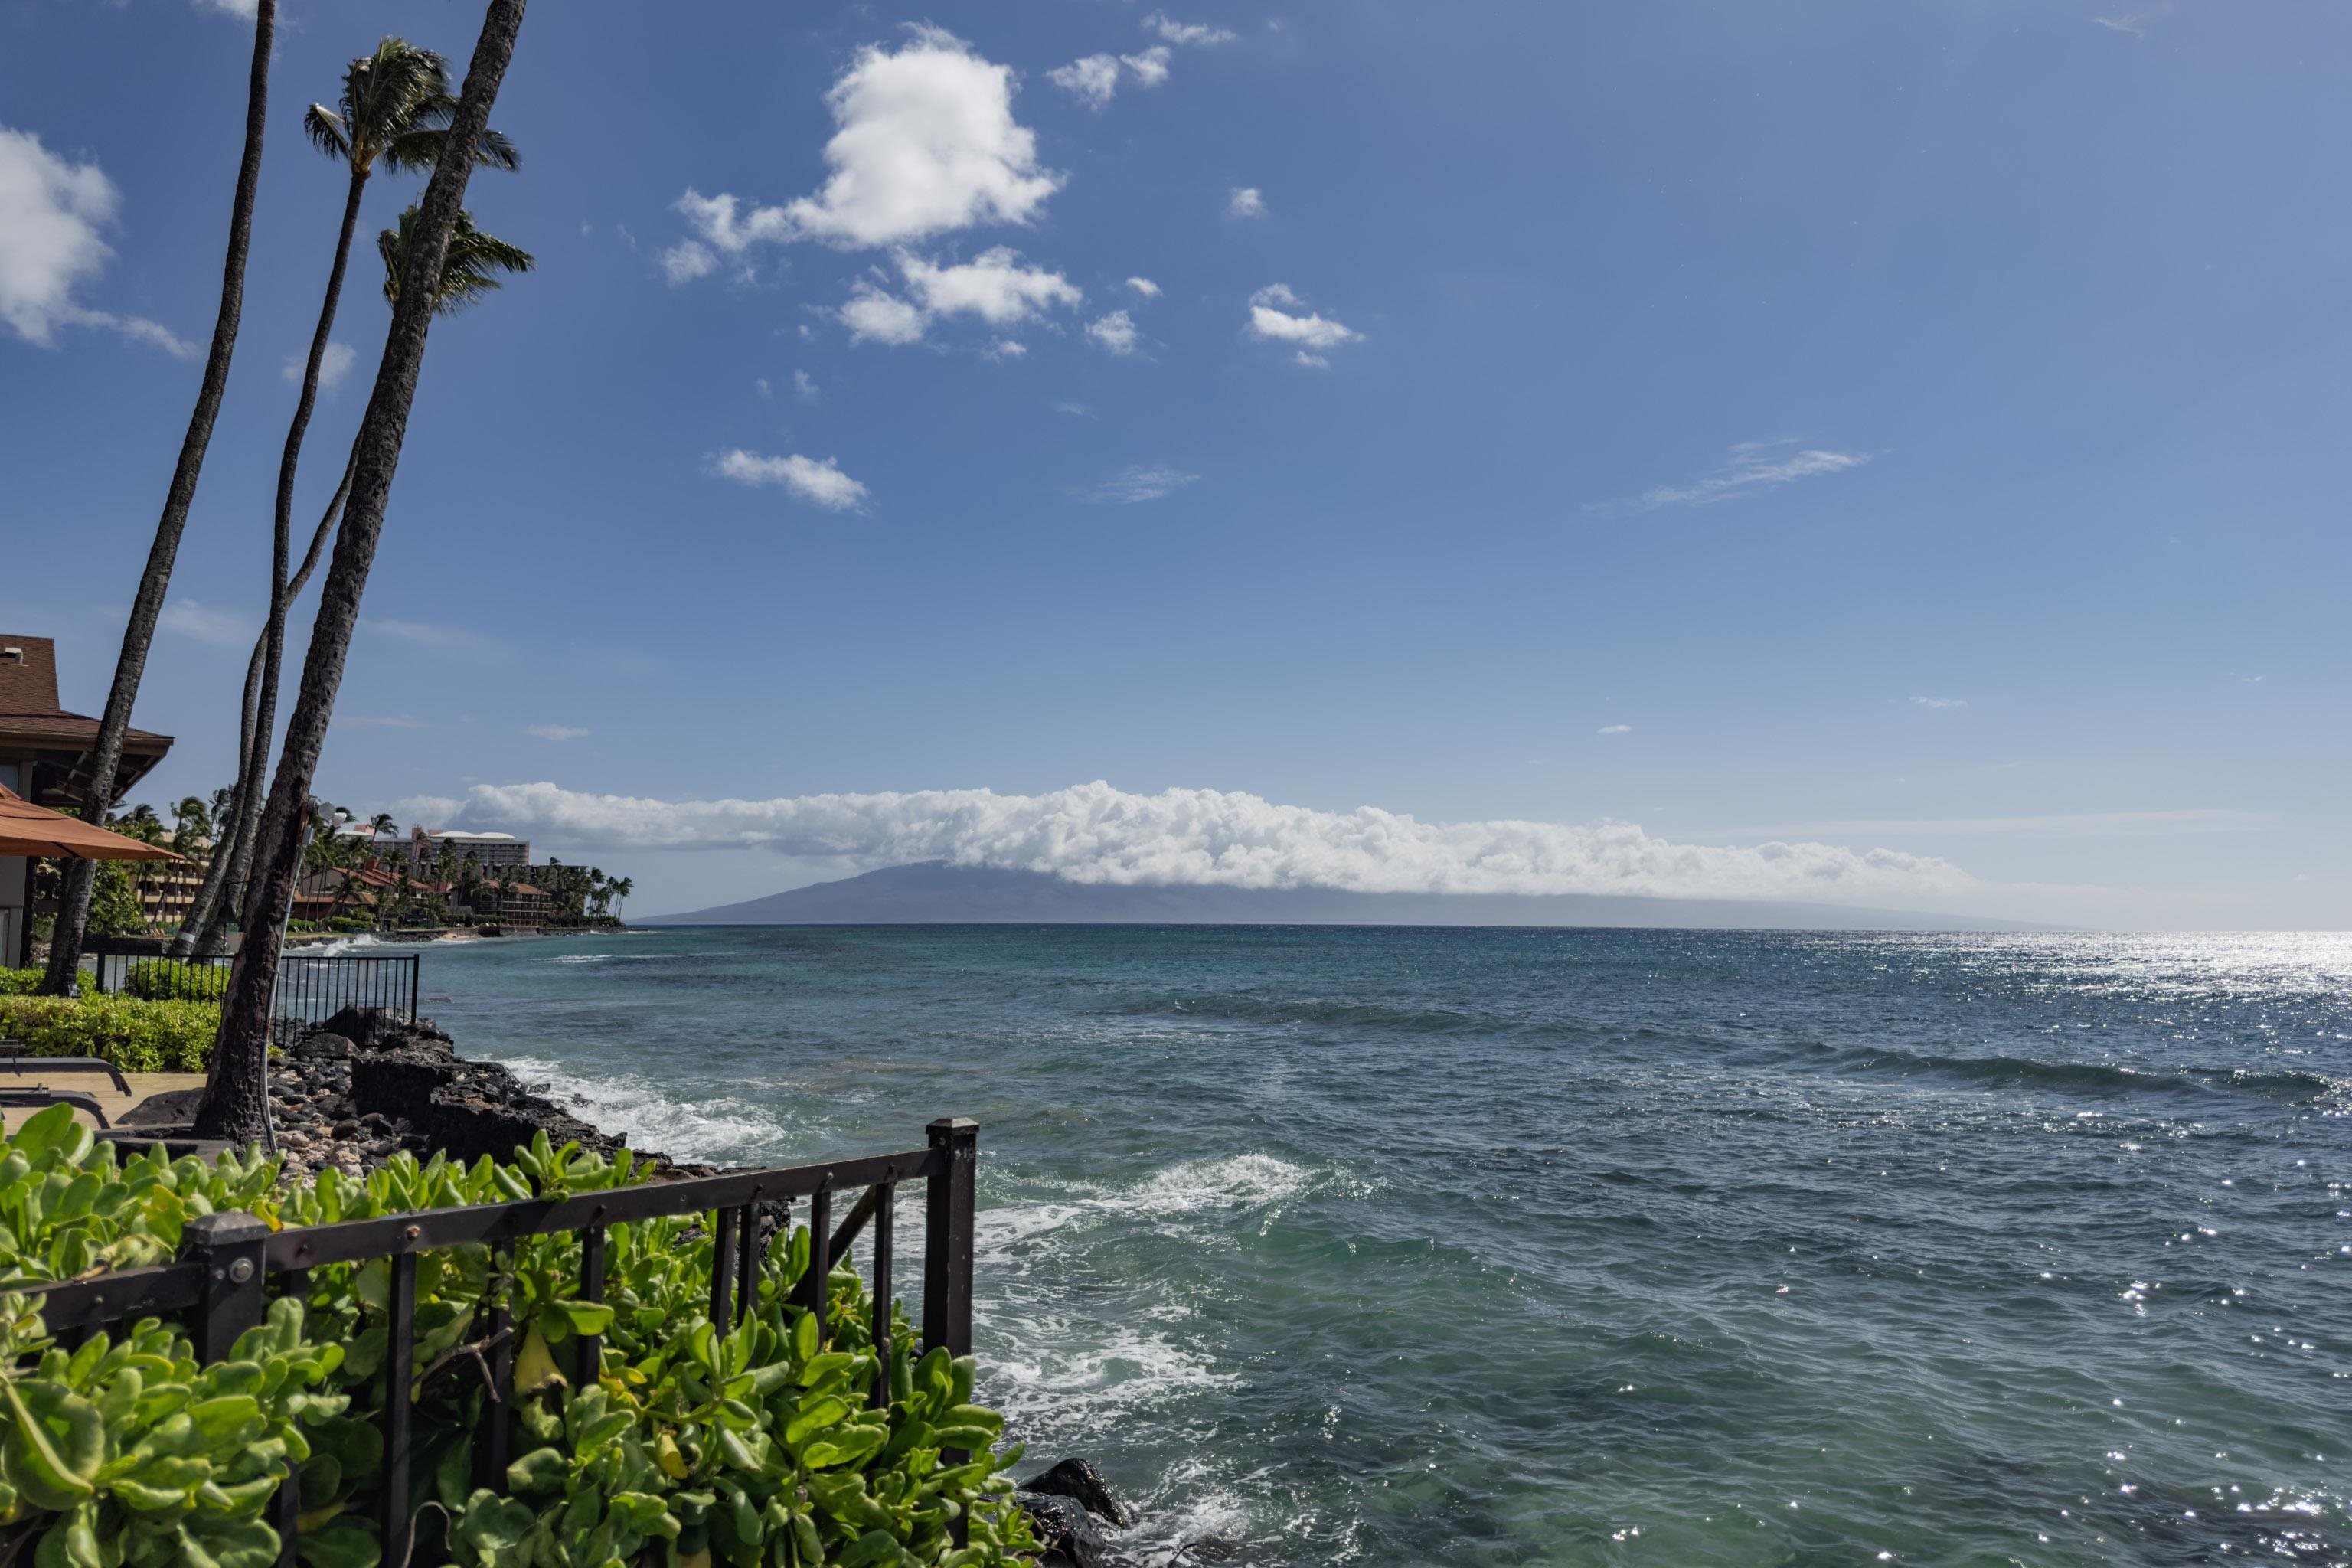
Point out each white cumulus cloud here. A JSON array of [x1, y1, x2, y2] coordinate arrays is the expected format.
[[714, 449, 871, 511], [1227, 186, 1266, 218], [1145, 12, 1238, 45], [1086, 309, 1139, 355], [426, 779, 1982, 906], [658, 239, 717, 285], [1119, 47, 1173, 88], [0, 127, 191, 355], [1048, 54, 1122, 109], [1598, 724, 1633, 735], [1126, 276, 1161, 298], [838, 279, 928, 345], [1246, 283, 1361, 355], [670, 28, 1060, 260], [897, 247, 1080, 324], [1050, 45, 1174, 109]]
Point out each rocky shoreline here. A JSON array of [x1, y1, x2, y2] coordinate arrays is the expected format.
[[121, 1006, 642, 1181]]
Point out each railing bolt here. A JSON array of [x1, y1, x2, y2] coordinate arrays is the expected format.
[[228, 1258, 255, 1283], [404, 1224, 421, 1241]]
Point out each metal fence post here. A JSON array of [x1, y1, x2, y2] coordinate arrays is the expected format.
[[180, 1211, 270, 1364], [922, 1119, 976, 1360]]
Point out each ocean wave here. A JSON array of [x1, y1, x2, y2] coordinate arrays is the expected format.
[[1119, 991, 1582, 1040], [1816, 1042, 2349, 1105]]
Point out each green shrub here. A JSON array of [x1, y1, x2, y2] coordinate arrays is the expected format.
[[0, 1110, 1034, 1568], [0, 969, 38, 998], [120, 959, 227, 1002], [0, 994, 218, 1073]]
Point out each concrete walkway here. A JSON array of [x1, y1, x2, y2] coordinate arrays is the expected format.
[[0, 1069, 204, 1134]]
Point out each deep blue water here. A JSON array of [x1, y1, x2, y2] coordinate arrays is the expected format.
[[360, 926, 2349, 1566]]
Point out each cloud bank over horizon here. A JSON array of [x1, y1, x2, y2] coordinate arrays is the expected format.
[[394, 780, 1981, 906]]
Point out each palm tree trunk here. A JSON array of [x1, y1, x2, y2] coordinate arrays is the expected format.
[[42, 0, 276, 995], [197, 0, 530, 1144], [173, 444, 356, 956]]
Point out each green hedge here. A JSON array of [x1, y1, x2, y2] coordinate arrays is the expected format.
[[0, 1112, 1035, 1568], [0, 993, 218, 1072], [0, 968, 39, 997]]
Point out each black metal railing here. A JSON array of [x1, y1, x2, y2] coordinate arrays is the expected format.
[[84, 947, 420, 1031], [11, 1117, 980, 1568]]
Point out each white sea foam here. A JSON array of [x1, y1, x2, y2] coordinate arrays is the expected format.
[[489, 1055, 791, 1162]]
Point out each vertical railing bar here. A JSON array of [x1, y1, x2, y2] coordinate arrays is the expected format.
[[868, 1181, 894, 1408], [710, 1207, 739, 1328], [381, 1250, 417, 1568], [735, 1199, 759, 1325], [475, 1240, 513, 1492], [577, 1224, 606, 1387], [802, 1184, 831, 1348]]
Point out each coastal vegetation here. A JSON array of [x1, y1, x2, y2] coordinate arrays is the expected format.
[[0, 1107, 1034, 1567]]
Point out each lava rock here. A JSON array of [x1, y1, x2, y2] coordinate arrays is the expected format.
[[118, 1086, 205, 1126], [292, 1031, 356, 1061], [1014, 1493, 1111, 1568], [1022, 1459, 1132, 1528]]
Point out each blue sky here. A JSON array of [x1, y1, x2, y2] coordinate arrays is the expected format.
[[3, 1, 2347, 926]]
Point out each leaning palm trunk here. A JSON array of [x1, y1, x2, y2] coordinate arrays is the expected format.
[[172, 446, 357, 956], [197, 0, 530, 1143], [43, 0, 276, 995]]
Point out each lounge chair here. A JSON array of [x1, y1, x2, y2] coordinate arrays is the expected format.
[[0, 1088, 111, 1128]]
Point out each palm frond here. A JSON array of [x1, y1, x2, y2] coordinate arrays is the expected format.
[[378, 206, 537, 317], [336, 38, 453, 173], [302, 105, 351, 163]]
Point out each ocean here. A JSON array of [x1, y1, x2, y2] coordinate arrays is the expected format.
[[362, 925, 2348, 1566]]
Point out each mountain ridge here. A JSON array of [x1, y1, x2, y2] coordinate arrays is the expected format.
[[641, 861, 2050, 932]]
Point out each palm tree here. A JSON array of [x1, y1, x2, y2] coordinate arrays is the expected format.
[[380, 205, 534, 312], [609, 876, 634, 921], [175, 39, 516, 959], [44, 0, 278, 994], [198, 0, 532, 1145]]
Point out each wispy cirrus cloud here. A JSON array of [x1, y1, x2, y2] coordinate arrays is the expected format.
[[1597, 724, 1633, 735], [1081, 465, 1200, 504], [341, 714, 433, 730], [1912, 695, 1967, 710], [1602, 439, 1871, 514], [525, 724, 590, 742], [158, 599, 253, 648], [362, 618, 492, 655]]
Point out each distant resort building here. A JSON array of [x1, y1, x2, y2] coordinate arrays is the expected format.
[[406, 830, 531, 870], [0, 634, 175, 968]]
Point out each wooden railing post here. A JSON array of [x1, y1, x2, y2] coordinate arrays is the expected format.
[[181, 1210, 269, 1364], [922, 1119, 976, 1360]]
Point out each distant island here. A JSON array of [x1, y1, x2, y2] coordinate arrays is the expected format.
[[642, 861, 2047, 931]]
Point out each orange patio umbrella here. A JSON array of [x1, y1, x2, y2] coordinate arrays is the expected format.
[[0, 786, 184, 862]]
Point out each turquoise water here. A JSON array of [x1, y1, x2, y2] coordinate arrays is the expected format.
[[371, 926, 2348, 1566]]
